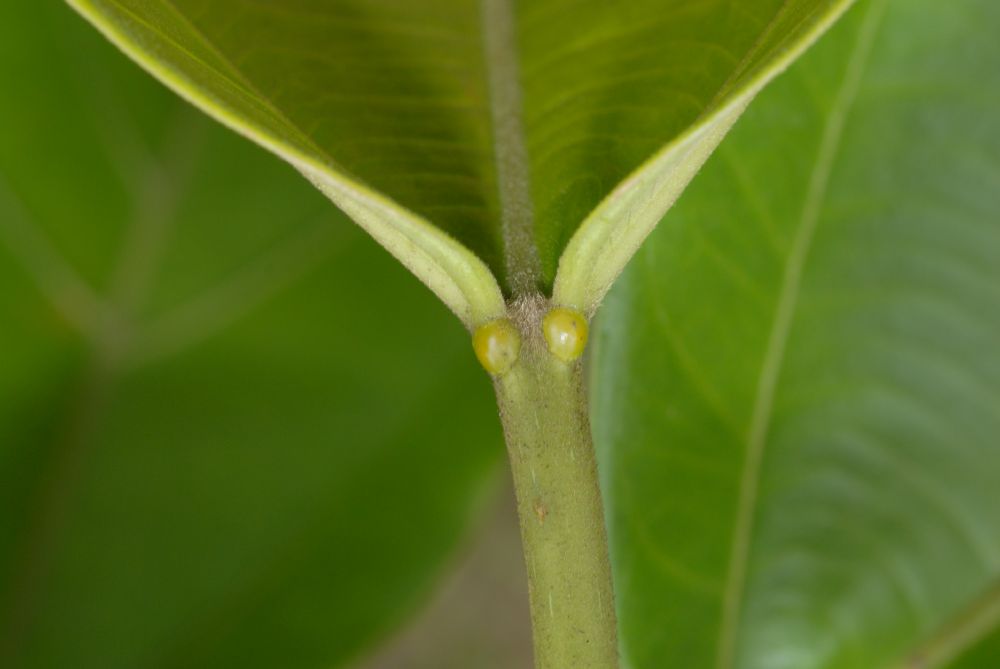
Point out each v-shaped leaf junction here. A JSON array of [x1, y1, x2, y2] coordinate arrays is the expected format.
[[66, 0, 858, 328]]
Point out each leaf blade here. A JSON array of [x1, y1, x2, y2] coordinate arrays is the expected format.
[[66, 0, 508, 326], [552, 0, 857, 312], [69, 0, 858, 314], [593, 0, 1000, 666]]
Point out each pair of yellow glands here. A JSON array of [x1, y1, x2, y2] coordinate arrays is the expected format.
[[472, 307, 588, 375]]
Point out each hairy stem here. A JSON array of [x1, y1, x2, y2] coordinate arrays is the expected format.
[[482, 0, 542, 295], [493, 296, 618, 668]]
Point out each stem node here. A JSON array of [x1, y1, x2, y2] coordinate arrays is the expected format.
[[493, 295, 618, 668]]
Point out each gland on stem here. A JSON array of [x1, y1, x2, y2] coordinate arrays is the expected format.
[[472, 318, 521, 375], [542, 307, 589, 363]]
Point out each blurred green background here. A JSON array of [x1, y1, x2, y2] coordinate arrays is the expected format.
[[4, 1, 1000, 668], [0, 3, 530, 667]]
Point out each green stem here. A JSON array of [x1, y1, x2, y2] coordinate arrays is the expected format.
[[494, 296, 618, 668]]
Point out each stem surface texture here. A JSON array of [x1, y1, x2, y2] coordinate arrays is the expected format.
[[494, 295, 618, 669]]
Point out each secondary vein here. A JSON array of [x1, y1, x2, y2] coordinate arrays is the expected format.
[[0, 105, 191, 662], [895, 577, 1000, 669], [131, 218, 348, 365], [482, 0, 541, 295], [0, 175, 110, 339], [714, 3, 888, 667]]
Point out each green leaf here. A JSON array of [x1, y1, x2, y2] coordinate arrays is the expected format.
[[593, 0, 1000, 667], [943, 593, 1000, 669], [0, 4, 502, 668], [67, 0, 854, 321]]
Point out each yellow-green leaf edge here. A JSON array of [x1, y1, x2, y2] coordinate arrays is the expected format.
[[553, 0, 858, 314], [65, 0, 508, 329], [67, 0, 857, 325]]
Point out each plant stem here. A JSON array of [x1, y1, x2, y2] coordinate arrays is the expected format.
[[493, 296, 618, 668]]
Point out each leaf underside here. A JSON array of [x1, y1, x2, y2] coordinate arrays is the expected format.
[[0, 4, 502, 668], [593, 0, 1000, 667], [68, 0, 854, 322]]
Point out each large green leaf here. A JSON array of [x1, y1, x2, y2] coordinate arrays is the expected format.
[[0, 4, 502, 668], [67, 0, 854, 322], [593, 0, 1000, 667]]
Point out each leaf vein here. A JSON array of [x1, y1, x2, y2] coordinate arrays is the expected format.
[[714, 3, 888, 667]]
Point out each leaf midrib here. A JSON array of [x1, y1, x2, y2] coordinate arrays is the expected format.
[[481, 0, 541, 295], [714, 1, 888, 666]]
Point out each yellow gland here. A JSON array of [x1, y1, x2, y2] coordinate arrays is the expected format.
[[543, 307, 589, 362], [472, 319, 521, 375]]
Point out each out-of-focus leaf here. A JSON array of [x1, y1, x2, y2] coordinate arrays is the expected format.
[[593, 0, 1000, 667], [943, 595, 1000, 669], [67, 0, 853, 319], [0, 4, 501, 668]]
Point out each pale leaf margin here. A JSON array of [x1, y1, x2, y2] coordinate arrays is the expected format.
[[68, 0, 859, 326], [552, 0, 858, 314], [65, 0, 507, 329]]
